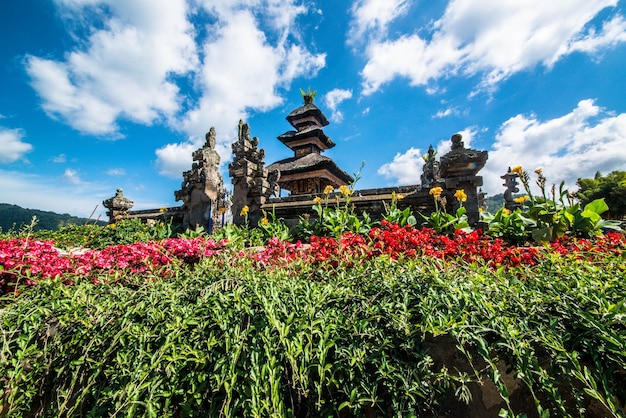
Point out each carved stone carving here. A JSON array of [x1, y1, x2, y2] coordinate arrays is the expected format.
[[103, 188, 134, 222], [420, 145, 440, 188], [438, 134, 488, 225], [174, 127, 226, 230], [501, 168, 521, 211], [229, 120, 273, 226]]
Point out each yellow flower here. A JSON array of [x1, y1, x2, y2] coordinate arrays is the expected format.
[[323, 185, 334, 194], [514, 195, 530, 204], [396, 194, 405, 200], [240, 205, 249, 216], [261, 217, 269, 225], [313, 196, 322, 204], [502, 208, 511, 215], [454, 189, 467, 202], [338, 185, 351, 196], [511, 165, 523, 174], [429, 186, 443, 199], [534, 168, 543, 175]]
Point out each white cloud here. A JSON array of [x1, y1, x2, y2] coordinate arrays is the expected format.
[[358, 0, 625, 95], [63, 168, 82, 184], [377, 128, 477, 186], [26, 0, 198, 135], [348, 0, 410, 43], [377, 147, 424, 185], [0, 168, 110, 218], [106, 168, 126, 176], [160, 2, 325, 175], [324, 89, 353, 123], [51, 153, 67, 163], [482, 99, 626, 195], [155, 140, 198, 179], [433, 107, 459, 119], [0, 127, 33, 163]]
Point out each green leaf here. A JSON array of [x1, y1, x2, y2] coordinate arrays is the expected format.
[[584, 198, 608, 215]]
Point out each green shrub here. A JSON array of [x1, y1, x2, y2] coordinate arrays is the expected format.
[[1, 249, 624, 417]]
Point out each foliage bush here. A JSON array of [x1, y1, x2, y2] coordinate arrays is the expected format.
[[482, 167, 622, 245], [1, 229, 625, 417]]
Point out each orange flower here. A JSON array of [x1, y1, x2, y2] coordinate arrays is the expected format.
[[454, 189, 467, 202], [511, 166, 523, 174], [429, 187, 443, 199]]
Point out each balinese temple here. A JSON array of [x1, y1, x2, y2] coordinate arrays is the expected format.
[[267, 92, 353, 195]]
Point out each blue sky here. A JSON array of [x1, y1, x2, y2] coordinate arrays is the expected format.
[[1, 0, 625, 220]]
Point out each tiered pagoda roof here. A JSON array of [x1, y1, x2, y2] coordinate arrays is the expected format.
[[267, 93, 353, 195]]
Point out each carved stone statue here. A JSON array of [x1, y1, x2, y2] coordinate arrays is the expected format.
[[501, 168, 521, 211], [420, 145, 440, 187]]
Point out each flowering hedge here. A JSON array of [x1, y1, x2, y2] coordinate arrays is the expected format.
[[2, 222, 625, 295], [0, 237, 224, 294]]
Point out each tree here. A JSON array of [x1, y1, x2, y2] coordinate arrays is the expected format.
[[575, 171, 626, 219]]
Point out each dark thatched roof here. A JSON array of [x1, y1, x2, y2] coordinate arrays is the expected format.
[[267, 153, 353, 183], [277, 125, 335, 149], [286, 103, 329, 127]]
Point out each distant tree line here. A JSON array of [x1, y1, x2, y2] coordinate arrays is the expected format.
[[0, 203, 106, 232]]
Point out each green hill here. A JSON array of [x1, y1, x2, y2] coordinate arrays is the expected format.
[[0, 203, 106, 232]]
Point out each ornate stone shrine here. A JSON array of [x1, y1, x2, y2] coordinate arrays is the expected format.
[[229, 120, 277, 226], [438, 133, 488, 224], [103, 188, 134, 222], [174, 127, 227, 230]]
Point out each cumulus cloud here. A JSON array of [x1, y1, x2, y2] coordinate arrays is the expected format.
[[324, 89, 353, 123], [348, 0, 410, 43], [51, 153, 67, 163], [160, 1, 325, 176], [0, 127, 33, 163], [25, 0, 198, 135], [106, 168, 126, 176], [155, 140, 198, 179], [377, 128, 476, 185], [377, 147, 424, 185], [482, 99, 626, 195], [433, 107, 459, 119], [356, 0, 625, 95], [63, 168, 82, 184]]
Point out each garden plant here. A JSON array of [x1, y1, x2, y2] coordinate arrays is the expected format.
[[1, 173, 625, 417]]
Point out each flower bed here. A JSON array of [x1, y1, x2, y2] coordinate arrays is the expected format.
[[2, 224, 625, 295]]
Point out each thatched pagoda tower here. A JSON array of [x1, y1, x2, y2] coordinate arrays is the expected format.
[[267, 91, 353, 195]]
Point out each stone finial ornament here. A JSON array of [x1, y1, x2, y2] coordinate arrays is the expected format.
[[103, 188, 134, 222]]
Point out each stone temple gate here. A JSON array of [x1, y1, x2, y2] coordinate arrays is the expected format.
[[104, 93, 489, 230]]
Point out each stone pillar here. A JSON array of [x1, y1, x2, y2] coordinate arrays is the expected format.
[[229, 120, 273, 227], [438, 134, 488, 225], [174, 127, 225, 231], [103, 189, 134, 223]]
